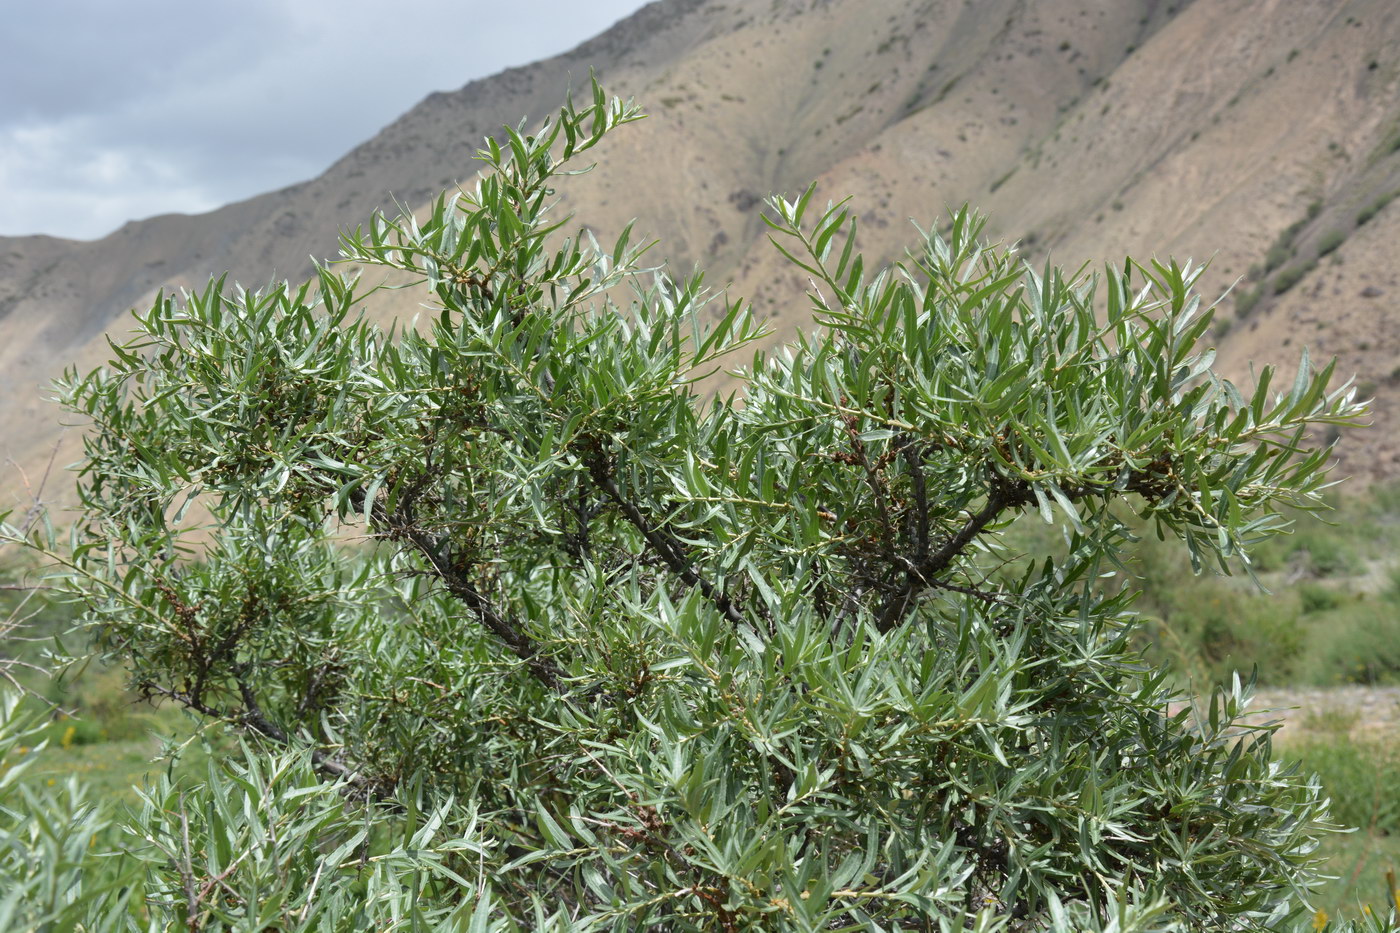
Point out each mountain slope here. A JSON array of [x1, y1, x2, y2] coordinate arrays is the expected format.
[[5, 0, 1400, 503]]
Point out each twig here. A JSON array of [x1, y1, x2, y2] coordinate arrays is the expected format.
[[399, 524, 565, 691], [180, 806, 201, 933], [898, 437, 929, 563], [588, 464, 754, 628], [877, 486, 1019, 631], [141, 680, 386, 796], [842, 414, 899, 566], [354, 484, 568, 693]]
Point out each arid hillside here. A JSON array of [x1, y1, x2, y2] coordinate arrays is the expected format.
[[5, 0, 1400, 504]]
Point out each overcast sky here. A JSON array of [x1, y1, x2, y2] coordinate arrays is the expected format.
[[0, 1, 651, 241]]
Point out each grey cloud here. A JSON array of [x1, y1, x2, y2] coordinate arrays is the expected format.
[[0, 0, 650, 239]]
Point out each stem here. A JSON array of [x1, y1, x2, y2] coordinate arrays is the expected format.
[[876, 485, 1018, 632], [141, 680, 386, 795], [357, 484, 568, 693], [899, 437, 930, 563], [589, 464, 752, 628], [399, 523, 566, 691]]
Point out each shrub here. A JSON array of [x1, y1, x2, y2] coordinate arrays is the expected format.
[[2, 82, 1372, 930], [1288, 529, 1362, 577], [1236, 282, 1264, 317], [1274, 259, 1318, 294], [1298, 582, 1345, 614], [1264, 240, 1294, 273], [0, 690, 482, 931], [1136, 573, 1305, 686], [1357, 190, 1399, 226], [1317, 228, 1348, 257]]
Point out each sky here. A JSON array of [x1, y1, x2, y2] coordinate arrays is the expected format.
[[0, 0, 651, 241]]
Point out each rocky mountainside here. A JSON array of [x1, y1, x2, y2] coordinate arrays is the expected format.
[[5, 0, 1400, 505]]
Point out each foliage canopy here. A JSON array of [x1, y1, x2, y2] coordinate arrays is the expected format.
[[1, 83, 1380, 931]]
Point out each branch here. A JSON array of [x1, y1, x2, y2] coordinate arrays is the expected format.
[[876, 484, 1022, 632], [403, 524, 565, 691], [898, 437, 929, 563], [875, 460, 1181, 630], [842, 414, 899, 566], [901, 570, 1017, 608], [355, 485, 568, 693], [587, 463, 754, 629], [141, 680, 388, 796]]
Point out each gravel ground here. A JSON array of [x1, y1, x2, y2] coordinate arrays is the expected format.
[[1184, 686, 1400, 743]]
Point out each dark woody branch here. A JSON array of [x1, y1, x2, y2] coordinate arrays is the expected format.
[[139, 679, 387, 796], [841, 414, 900, 566], [354, 484, 568, 693], [876, 484, 1019, 632], [897, 437, 930, 563], [876, 464, 1178, 632], [392, 521, 566, 692], [587, 462, 757, 629]]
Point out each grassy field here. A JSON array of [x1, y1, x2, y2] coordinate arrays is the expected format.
[[1309, 818, 1400, 922], [1276, 729, 1400, 920]]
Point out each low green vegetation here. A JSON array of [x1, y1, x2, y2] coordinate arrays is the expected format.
[[1265, 238, 1295, 274], [1279, 726, 1400, 923], [1358, 190, 1400, 226], [1318, 228, 1349, 257], [1274, 258, 1318, 295], [1235, 281, 1265, 317], [1144, 487, 1400, 688], [1240, 199, 1342, 312], [1001, 482, 1400, 690], [1290, 736, 1399, 839]]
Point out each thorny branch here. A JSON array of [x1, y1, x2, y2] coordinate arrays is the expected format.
[[898, 436, 930, 564], [875, 462, 1180, 631], [139, 679, 388, 796], [588, 461, 759, 629], [354, 483, 569, 693], [840, 412, 900, 567], [876, 484, 1020, 631]]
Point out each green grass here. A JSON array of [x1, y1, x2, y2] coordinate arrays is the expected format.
[[1318, 228, 1349, 257], [3, 576, 221, 803], [1279, 734, 1400, 921], [1295, 740, 1400, 836], [1357, 190, 1399, 226], [1308, 830, 1400, 922], [20, 734, 201, 802], [994, 482, 1400, 689], [5, 690, 225, 807], [1274, 258, 1318, 295]]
